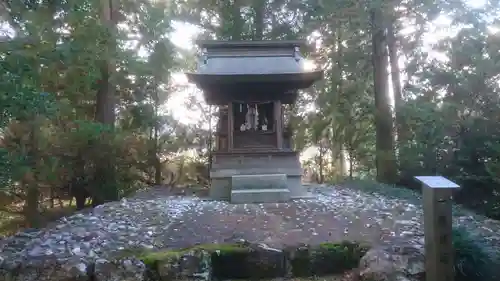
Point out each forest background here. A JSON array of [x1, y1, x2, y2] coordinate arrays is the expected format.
[[0, 0, 499, 233]]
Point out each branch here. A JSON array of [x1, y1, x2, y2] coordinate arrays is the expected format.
[[172, 12, 218, 35], [0, 204, 23, 215], [0, 0, 23, 35]]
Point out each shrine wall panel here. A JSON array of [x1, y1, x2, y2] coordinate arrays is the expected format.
[[211, 152, 300, 170], [233, 132, 276, 149]]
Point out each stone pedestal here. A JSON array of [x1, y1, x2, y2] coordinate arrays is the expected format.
[[230, 174, 290, 203], [415, 176, 459, 281], [210, 151, 310, 203]]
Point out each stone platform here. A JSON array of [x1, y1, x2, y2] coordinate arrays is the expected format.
[[209, 151, 312, 203], [230, 174, 290, 203], [1, 185, 499, 281]]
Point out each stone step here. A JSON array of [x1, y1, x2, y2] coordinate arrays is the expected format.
[[211, 168, 302, 178], [231, 174, 287, 190], [230, 188, 291, 204]]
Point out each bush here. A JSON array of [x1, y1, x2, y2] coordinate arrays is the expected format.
[[453, 226, 496, 281], [59, 120, 146, 203]]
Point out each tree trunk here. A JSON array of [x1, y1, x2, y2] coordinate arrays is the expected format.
[[75, 192, 87, 210], [253, 0, 265, 40], [94, 0, 118, 205], [59, 198, 65, 207], [348, 150, 354, 179], [387, 21, 409, 147], [154, 157, 162, 185], [336, 25, 346, 180], [208, 105, 213, 171], [330, 143, 344, 180], [25, 183, 40, 228], [153, 89, 162, 185], [339, 145, 346, 178], [370, 8, 398, 184], [96, 0, 115, 126], [49, 187, 55, 209], [230, 0, 243, 40], [24, 116, 42, 228], [318, 148, 324, 184]]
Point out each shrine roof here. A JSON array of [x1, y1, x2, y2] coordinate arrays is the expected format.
[[185, 40, 323, 104], [197, 40, 306, 49], [186, 40, 321, 77]]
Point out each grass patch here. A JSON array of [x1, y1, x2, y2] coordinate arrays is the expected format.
[[338, 179, 479, 218], [338, 179, 422, 204], [0, 200, 88, 237]]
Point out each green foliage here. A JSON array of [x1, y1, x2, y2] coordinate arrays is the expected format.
[[453, 227, 497, 281], [59, 119, 150, 200], [291, 241, 370, 277], [69, 120, 113, 143], [311, 241, 370, 275], [0, 40, 61, 189], [138, 243, 249, 266], [0, 0, 183, 230], [132, 241, 368, 279]]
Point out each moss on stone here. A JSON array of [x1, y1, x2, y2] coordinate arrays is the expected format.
[[137, 243, 249, 266], [289, 246, 312, 277], [315, 241, 369, 274], [292, 240, 370, 277], [195, 243, 250, 253], [110, 246, 151, 260], [139, 249, 182, 266], [118, 241, 369, 280]]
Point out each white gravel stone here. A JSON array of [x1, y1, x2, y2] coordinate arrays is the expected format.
[[0, 185, 498, 274]]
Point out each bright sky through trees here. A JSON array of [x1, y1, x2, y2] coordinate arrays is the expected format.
[[165, 0, 492, 125]]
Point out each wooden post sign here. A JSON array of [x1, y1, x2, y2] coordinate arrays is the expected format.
[[415, 176, 459, 281]]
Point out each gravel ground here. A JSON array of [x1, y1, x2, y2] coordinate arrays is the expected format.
[[0, 184, 499, 268]]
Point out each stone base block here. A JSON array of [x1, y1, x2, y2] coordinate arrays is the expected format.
[[230, 174, 290, 203], [230, 188, 291, 204], [209, 178, 231, 200], [291, 192, 315, 200], [231, 174, 287, 190], [286, 176, 313, 199]]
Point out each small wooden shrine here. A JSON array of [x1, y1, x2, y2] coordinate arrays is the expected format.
[[186, 40, 323, 203]]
